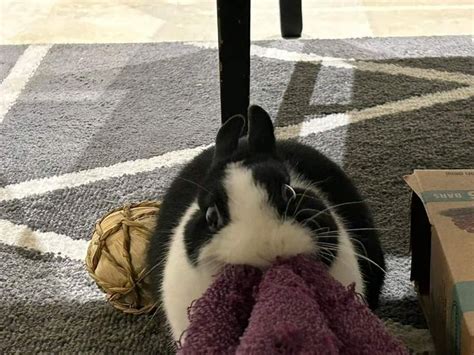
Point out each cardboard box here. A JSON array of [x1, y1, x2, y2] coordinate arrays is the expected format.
[[405, 170, 474, 355]]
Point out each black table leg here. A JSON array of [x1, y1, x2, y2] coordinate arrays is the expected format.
[[279, 0, 302, 38], [216, 0, 250, 133]]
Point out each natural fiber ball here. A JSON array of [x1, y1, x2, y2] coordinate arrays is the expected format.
[[85, 201, 160, 315]]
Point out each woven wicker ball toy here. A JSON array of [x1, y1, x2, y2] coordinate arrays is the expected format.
[[85, 201, 160, 314]]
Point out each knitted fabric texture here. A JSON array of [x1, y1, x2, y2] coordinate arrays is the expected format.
[[179, 255, 408, 354]]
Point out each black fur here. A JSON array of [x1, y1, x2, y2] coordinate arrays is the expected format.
[[248, 105, 276, 155], [276, 140, 386, 309], [214, 114, 246, 163], [148, 105, 385, 310]]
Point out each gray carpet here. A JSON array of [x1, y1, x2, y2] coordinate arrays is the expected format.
[[1, 36, 473, 354]]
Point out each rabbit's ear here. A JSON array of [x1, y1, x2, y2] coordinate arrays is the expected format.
[[248, 105, 275, 155], [213, 114, 246, 163]]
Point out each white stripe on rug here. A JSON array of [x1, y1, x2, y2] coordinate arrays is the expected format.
[[0, 144, 212, 202], [0, 219, 88, 261], [355, 61, 474, 85], [276, 85, 474, 139], [187, 42, 474, 84], [0, 44, 52, 123], [186, 42, 354, 68], [250, 45, 354, 69], [1, 85, 473, 203]]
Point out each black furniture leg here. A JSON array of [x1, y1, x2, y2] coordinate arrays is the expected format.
[[216, 0, 250, 133], [279, 0, 302, 38]]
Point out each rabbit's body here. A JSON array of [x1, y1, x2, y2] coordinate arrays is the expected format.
[[148, 107, 385, 340]]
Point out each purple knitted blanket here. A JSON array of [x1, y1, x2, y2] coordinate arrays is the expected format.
[[179, 256, 408, 354]]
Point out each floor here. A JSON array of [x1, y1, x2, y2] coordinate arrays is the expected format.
[[0, 0, 473, 45]]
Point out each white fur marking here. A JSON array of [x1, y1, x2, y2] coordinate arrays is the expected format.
[[327, 226, 364, 295], [161, 202, 213, 340], [200, 164, 316, 267]]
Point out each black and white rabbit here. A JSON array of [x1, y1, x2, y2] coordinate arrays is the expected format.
[[148, 105, 385, 341]]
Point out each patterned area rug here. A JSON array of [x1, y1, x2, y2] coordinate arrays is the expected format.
[[1, 36, 473, 353]]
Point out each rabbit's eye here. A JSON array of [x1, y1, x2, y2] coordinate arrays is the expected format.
[[281, 184, 296, 203], [206, 204, 223, 231]]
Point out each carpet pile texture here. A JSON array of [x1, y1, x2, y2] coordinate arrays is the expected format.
[[1, 36, 472, 353]]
